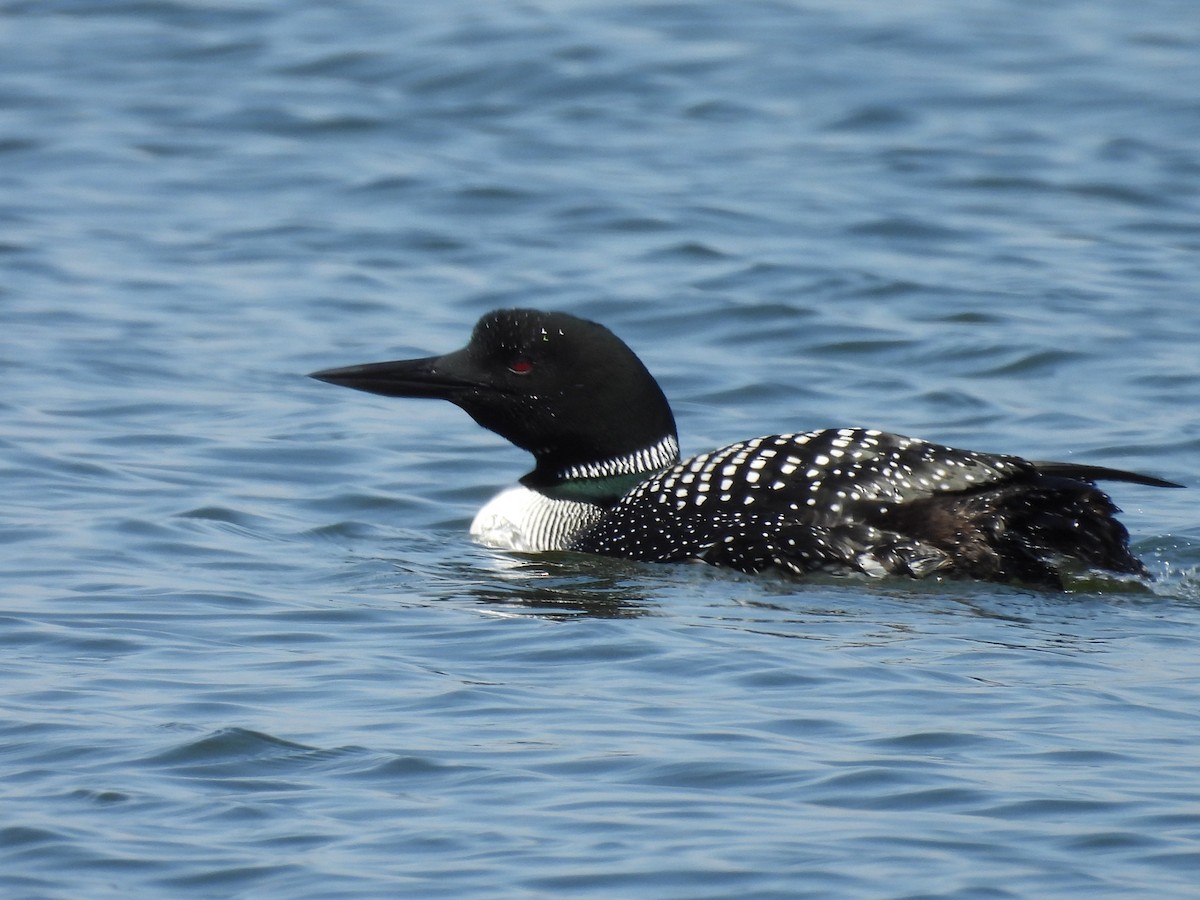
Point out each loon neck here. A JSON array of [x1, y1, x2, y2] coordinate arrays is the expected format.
[[522, 434, 680, 503]]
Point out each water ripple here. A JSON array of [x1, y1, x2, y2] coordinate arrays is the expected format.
[[2, 0, 1199, 896]]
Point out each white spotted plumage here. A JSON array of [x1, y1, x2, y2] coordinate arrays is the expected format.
[[475, 427, 1031, 569], [570, 427, 1035, 577]]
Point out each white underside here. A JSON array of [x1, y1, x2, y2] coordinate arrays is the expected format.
[[469, 485, 606, 552]]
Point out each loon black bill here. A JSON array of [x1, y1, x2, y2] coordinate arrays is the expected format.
[[309, 353, 476, 400]]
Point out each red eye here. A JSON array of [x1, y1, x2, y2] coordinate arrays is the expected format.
[[508, 358, 534, 375]]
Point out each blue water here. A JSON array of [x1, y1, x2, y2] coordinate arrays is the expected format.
[[4, 0, 1200, 896]]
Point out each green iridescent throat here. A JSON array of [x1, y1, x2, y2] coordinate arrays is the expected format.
[[539, 470, 651, 503]]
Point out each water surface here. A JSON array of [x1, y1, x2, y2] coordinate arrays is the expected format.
[[3, 1, 1200, 896]]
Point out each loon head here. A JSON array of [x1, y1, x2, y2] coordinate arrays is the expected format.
[[310, 309, 680, 494]]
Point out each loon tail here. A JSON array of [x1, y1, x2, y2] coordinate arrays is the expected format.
[[1031, 461, 1183, 489]]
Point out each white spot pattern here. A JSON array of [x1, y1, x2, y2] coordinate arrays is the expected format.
[[571, 427, 1035, 576]]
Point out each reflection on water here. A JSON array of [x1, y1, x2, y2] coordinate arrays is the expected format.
[[447, 552, 660, 619]]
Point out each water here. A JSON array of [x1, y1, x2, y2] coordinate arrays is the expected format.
[[4, 0, 1200, 896]]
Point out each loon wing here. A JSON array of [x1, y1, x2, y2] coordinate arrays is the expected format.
[[573, 428, 1176, 585], [573, 428, 1037, 562]]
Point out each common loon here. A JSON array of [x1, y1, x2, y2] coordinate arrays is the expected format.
[[311, 308, 1180, 588]]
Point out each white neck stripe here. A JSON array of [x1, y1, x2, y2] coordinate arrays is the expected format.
[[560, 435, 680, 481]]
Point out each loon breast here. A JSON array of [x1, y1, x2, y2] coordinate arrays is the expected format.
[[469, 485, 607, 552]]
